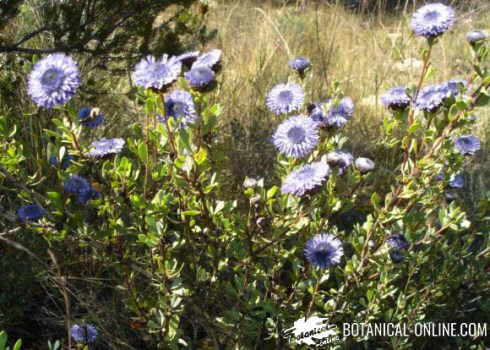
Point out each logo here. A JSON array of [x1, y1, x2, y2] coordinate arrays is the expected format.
[[283, 316, 340, 347]]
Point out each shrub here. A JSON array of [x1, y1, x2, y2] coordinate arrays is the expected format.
[[0, 2, 489, 349]]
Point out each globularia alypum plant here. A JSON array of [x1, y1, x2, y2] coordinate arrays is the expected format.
[[1, 2, 489, 349]]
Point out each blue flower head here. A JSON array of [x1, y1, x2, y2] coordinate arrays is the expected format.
[[448, 174, 464, 189], [86, 138, 125, 158], [18, 204, 46, 222], [411, 3, 455, 39], [27, 53, 81, 109], [440, 79, 467, 98], [355, 157, 375, 174], [325, 97, 354, 128], [381, 87, 410, 110], [288, 56, 310, 73], [184, 66, 215, 90], [192, 49, 222, 70], [387, 233, 410, 250], [164, 90, 198, 126], [78, 107, 105, 128], [414, 84, 447, 112], [309, 103, 328, 126], [281, 161, 331, 197], [389, 249, 405, 263], [454, 135, 480, 155], [304, 233, 344, 269], [326, 150, 354, 175], [272, 115, 319, 158], [132, 55, 182, 90], [71, 324, 98, 344], [266, 83, 304, 115], [466, 30, 487, 44], [64, 175, 100, 204]]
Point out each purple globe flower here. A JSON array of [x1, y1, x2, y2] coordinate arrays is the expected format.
[[355, 157, 375, 174], [281, 161, 331, 197], [266, 83, 304, 115], [411, 3, 455, 39], [466, 30, 487, 44], [64, 175, 100, 204], [17, 204, 46, 222], [176, 51, 200, 67], [192, 49, 222, 70], [389, 249, 405, 263], [71, 324, 98, 344], [448, 174, 464, 189], [288, 56, 310, 72], [380, 87, 410, 110], [414, 84, 447, 112], [309, 103, 328, 126], [304, 233, 344, 269], [387, 233, 410, 250], [86, 138, 125, 158], [164, 90, 198, 125], [27, 53, 80, 109], [184, 66, 215, 89], [132, 55, 182, 90], [325, 97, 354, 128], [78, 107, 105, 129], [326, 150, 354, 175], [440, 79, 467, 98], [272, 115, 319, 158], [454, 135, 480, 155]]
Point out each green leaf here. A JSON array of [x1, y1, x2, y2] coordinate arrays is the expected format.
[[137, 142, 149, 163], [182, 210, 201, 216], [13, 339, 22, 350], [194, 147, 207, 165]]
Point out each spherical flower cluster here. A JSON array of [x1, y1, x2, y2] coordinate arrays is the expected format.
[[440, 79, 467, 98], [288, 56, 310, 73], [70, 324, 98, 344], [192, 49, 222, 70], [454, 135, 481, 155], [387, 233, 410, 250], [448, 174, 464, 189], [164, 90, 198, 126], [411, 3, 455, 39], [326, 150, 354, 175], [132, 55, 182, 90], [325, 97, 354, 128], [17, 204, 46, 222], [466, 30, 487, 44], [414, 84, 448, 112], [64, 175, 100, 204], [27, 53, 80, 109], [272, 116, 319, 158], [78, 107, 105, 129], [304, 233, 344, 269], [184, 66, 215, 89], [380, 87, 410, 110], [308, 103, 328, 125], [266, 83, 305, 115], [281, 161, 330, 197], [387, 233, 410, 263], [86, 138, 125, 158], [355, 157, 375, 174]]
